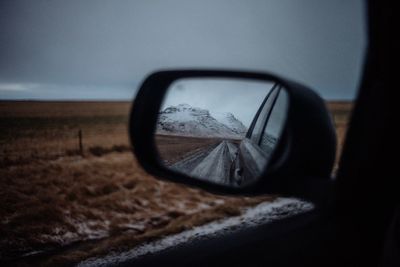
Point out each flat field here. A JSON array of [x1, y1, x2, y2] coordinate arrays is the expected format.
[[0, 100, 352, 265], [155, 134, 223, 165]]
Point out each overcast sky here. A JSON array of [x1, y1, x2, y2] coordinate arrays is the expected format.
[[162, 78, 275, 127], [0, 0, 366, 101]]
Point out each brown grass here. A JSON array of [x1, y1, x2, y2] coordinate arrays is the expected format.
[[0, 100, 353, 265], [327, 101, 354, 173], [155, 134, 222, 164], [0, 101, 131, 167], [1, 152, 272, 265]]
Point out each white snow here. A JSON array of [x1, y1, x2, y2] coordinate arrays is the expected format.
[[78, 198, 314, 266], [212, 111, 247, 135], [190, 141, 232, 183], [157, 104, 247, 138]]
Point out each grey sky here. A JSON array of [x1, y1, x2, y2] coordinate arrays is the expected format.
[[161, 78, 275, 127], [0, 0, 366, 100]]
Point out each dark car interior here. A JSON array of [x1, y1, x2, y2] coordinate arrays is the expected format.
[[127, 1, 398, 266]]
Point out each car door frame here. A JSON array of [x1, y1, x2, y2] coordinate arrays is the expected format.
[[126, 1, 397, 266]]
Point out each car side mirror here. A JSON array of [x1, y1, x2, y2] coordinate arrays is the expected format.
[[129, 70, 336, 196]]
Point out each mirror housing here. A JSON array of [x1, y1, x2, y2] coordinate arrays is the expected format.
[[129, 70, 336, 196]]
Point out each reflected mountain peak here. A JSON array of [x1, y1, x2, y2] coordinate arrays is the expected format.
[[157, 103, 246, 138], [162, 103, 209, 116], [211, 111, 247, 136]]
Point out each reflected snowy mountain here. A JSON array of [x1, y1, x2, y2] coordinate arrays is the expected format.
[[157, 104, 247, 138]]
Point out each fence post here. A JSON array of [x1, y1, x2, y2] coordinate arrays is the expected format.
[[78, 129, 83, 156]]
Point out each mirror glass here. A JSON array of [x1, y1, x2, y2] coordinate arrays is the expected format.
[[155, 78, 288, 188]]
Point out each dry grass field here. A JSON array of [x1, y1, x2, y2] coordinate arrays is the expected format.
[[0, 101, 132, 167], [327, 101, 354, 173], [0, 100, 352, 265], [155, 135, 222, 165]]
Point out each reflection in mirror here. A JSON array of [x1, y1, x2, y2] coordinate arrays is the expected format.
[[155, 78, 288, 188]]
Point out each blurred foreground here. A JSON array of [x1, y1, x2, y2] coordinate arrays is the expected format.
[[0, 101, 351, 265]]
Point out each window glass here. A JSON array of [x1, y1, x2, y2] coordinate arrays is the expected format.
[[250, 85, 280, 144], [0, 0, 365, 264], [260, 89, 288, 153]]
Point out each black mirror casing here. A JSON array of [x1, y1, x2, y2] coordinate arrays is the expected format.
[[129, 70, 336, 198]]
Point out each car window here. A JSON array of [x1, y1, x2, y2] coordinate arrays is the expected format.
[[259, 88, 288, 153], [0, 0, 365, 265], [249, 85, 280, 144]]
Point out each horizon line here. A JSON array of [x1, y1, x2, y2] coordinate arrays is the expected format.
[[0, 98, 354, 103]]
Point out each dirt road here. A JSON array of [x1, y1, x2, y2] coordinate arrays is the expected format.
[[171, 140, 239, 185]]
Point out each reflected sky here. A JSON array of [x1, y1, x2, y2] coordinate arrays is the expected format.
[[161, 78, 275, 127]]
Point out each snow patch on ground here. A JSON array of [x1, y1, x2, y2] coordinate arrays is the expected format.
[[79, 197, 313, 266]]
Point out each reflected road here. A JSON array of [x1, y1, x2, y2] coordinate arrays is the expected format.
[[171, 140, 239, 184]]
